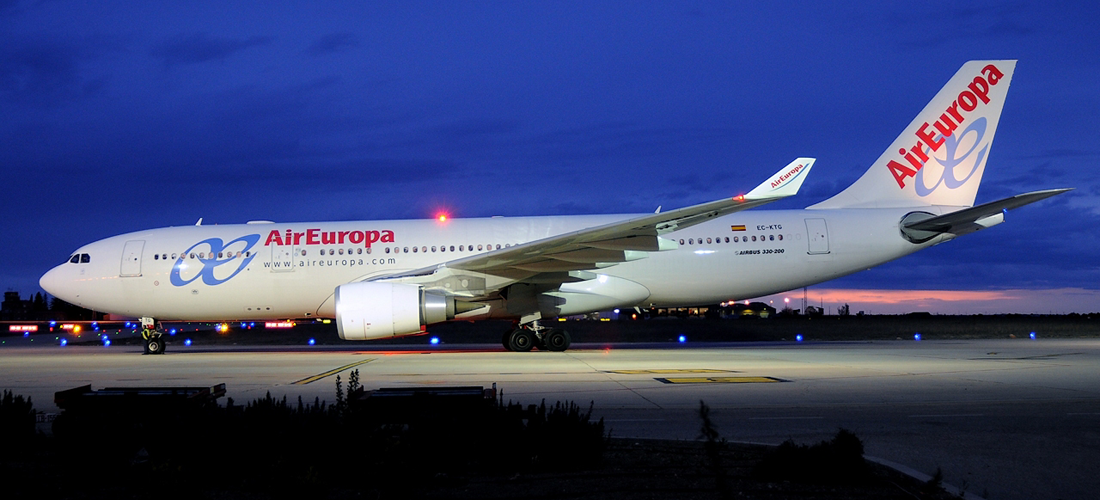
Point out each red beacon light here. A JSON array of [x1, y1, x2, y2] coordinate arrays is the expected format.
[[435, 212, 450, 223]]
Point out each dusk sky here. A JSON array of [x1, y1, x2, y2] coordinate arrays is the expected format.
[[3, 1, 1098, 314]]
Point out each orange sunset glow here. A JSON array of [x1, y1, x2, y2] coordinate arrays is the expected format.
[[751, 287, 1099, 315]]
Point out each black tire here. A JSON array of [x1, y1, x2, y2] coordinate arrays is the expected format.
[[502, 330, 515, 351], [146, 338, 162, 355], [507, 329, 535, 352], [544, 329, 571, 352]]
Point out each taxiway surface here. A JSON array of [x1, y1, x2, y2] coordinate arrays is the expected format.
[[3, 339, 1098, 500]]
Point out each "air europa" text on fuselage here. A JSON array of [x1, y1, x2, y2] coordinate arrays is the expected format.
[[263, 229, 396, 248]]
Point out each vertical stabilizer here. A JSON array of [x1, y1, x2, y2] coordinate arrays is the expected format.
[[809, 60, 1016, 209]]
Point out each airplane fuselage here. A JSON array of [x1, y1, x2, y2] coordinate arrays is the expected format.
[[40, 207, 951, 322]]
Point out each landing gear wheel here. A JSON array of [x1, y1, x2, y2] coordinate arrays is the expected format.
[[544, 329, 571, 352], [507, 329, 535, 352], [145, 334, 166, 355]]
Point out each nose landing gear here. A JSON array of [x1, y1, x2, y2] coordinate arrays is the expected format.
[[140, 317, 166, 355]]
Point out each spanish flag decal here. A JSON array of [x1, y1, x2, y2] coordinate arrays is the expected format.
[[730, 225, 746, 231]]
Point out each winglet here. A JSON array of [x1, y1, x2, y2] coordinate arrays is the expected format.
[[745, 158, 815, 200]]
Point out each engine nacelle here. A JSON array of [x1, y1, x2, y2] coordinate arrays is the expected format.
[[335, 282, 453, 340]]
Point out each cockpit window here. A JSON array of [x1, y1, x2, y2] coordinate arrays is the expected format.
[[80, 253, 90, 263], [69, 255, 79, 264]]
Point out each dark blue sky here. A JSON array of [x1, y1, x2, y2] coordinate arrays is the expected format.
[[3, 1, 1098, 311]]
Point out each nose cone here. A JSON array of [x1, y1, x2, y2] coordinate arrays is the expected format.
[[40, 265, 68, 299]]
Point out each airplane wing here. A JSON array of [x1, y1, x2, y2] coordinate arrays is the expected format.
[[904, 188, 1072, 234], [377, 158, 815, 293]]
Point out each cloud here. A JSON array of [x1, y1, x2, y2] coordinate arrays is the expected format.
[[150, 33, 273, 67], [305, 33, 359, 56], [0, 36, 106, 105]]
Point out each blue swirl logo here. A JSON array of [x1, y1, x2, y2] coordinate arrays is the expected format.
[[170, 234, 260, 286], [915, 117, 988, 197]]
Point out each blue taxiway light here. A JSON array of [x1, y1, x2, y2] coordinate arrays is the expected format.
[[184, 339, 192, 346], [308, 338, 316, 346], [430, 337, 440, 345], [796, 334, 804, 342], [103, 339, 111, 347], [678, 335, 687, 343], [1030, 332, 1037, 340], [23, 332, 29, 338], [914, 333, 922, 341], [60, 339, 67, 347]]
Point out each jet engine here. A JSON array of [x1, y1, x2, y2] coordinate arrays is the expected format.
[[335, 282, 453, 340]]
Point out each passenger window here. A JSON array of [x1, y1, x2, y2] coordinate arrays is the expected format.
[[477, 245, 483, 251], [495, 244, 501, 250], [422, 246, 427, 253], [172, 253, 178, 259], [385, 247, 391, 254], [688, 238, 694, 244], [450, 246, 455, 252], [706, 238, 712, 244], [724, 237, 729, 243], [679, 239, 684, 245], [81, 254, 90, 263], [459, 245, 464, 251], [432, 246, 437, 252]]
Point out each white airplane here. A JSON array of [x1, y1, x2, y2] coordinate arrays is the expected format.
[[40, 60, 1069, 354]]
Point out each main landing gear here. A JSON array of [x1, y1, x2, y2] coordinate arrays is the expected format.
[[502, 321, 571, 352], [140, 317, 166, 355]]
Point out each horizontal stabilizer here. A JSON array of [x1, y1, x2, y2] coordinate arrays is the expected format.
[[904, 188, 1072, 234]]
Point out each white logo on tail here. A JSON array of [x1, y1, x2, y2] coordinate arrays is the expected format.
[[887, 63, 1005, 193]]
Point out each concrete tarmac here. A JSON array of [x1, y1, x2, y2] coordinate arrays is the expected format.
[[3, 338, 1098, 500]]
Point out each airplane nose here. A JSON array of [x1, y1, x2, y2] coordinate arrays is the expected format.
[[39, 265, 66, 297]]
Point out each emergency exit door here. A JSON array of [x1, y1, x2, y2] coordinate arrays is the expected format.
[[805, 218, 830, 254], [120, 240, 144, 277]]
